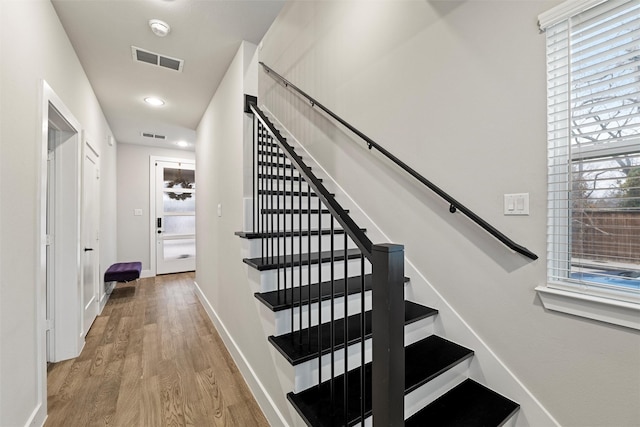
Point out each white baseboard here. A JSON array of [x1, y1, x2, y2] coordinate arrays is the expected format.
[[192, 280, 291, 427], [24, 402, 46, 427], [140, 269, 154, 279]]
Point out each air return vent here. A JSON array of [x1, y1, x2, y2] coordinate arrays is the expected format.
[[141, 132, 166, 140], [131, 46, 183, 72]]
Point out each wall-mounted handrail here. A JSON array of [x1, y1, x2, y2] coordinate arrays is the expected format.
[[260, 62, 538, 261], [248, 102, 374, 259]]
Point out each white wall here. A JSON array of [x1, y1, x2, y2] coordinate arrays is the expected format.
[[116, 143, 194, 274], [195, 41, 293, 425], [0, 1, 117, 425], [259, 2, 640, 426]]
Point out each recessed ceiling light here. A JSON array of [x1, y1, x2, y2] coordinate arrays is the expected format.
[[176, 141, 188, 148], [144, 96, 165, 106], [149, 19, 171, 37]]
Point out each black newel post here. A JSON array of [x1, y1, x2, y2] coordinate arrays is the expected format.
[[372, 243, 405, 426]]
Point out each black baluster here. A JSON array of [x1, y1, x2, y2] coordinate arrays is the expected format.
[[360, 254, 366, 425], [277, 143, 282, 301], [330, 216, 335, 410], [290, 161, 294, 340], [260, 126, 265, 263], [252, 116, 256, 232], [298, 172, 302, 343], [284, 147, 289, 306], [307, 190, 312, 347], [317, 199, 322, 389], [269, 143, 274, 265], [344, 231, 348, 424]]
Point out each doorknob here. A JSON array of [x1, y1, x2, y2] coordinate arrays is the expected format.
[[84, 247, 94, 252]]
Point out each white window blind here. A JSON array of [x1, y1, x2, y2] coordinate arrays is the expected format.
[[545, 0, 640, 302]]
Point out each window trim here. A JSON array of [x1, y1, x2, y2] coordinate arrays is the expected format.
[[536, 285, 640, 330], [538, 0, 608, 31], [538, 0, 640, 329]]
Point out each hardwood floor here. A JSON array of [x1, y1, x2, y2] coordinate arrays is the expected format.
[[45, 273, 269, 427]]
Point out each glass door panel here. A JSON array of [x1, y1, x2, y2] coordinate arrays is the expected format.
[[156, 160, 196, 274]]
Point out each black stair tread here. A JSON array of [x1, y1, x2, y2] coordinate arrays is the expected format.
[[287, 335, 474, 427], [269, 301, 438, 365], [258, 190, 324, 197], [405, 379, 520, 427], [258, 173, 319, 182], [244, 248, 362, 271], [235, 228, 362, 239], [255, 274, 409, 312]]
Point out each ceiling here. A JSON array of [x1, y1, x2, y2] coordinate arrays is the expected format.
[[52, 0, 285, 152]]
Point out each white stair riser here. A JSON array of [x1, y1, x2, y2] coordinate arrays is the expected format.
[[255, 258, 373, 292], [253, 197, 321, 210], [273, 291, 372, 335], [256, 180, 311, 192], [502, 413, 518, 427], [246, 233, 356, 257], [292, 315, 436, 392], [405, 358, 471, 419], [252, 214, 339, 234], [294, 339, 371, 393]]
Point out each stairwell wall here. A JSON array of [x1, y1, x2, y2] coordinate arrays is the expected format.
[[195, 41, 294, 425], [258, 2, 640, 426]]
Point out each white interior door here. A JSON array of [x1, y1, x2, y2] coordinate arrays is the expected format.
[[81, 144, 100, 336], [46, 100, 83, 362], [155, 161, 196, 274]]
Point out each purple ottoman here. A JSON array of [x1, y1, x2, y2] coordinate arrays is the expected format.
[[104, 262, 142, 283]]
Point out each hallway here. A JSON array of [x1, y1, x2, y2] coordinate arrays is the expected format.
[[45, 273, 268, 427]]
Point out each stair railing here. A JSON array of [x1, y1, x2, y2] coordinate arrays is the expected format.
[[248, 100, 405, 426], [260, 62, 538, 261]]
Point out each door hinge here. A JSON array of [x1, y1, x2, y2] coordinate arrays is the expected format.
[[47, 150, 54, 161], [46, 234, 53, 246], [46, 319, 54, 331]]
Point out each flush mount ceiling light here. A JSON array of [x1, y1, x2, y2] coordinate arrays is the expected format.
[[176, 141, 188, 148], [149, 19, 171, 37], [144, 96, 165, 106]]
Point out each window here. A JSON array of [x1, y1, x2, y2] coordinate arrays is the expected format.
[[538, 0, 640, 329]]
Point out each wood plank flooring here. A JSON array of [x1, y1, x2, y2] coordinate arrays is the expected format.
[[45, 272, 269, 427]]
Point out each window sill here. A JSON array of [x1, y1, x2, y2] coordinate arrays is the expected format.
[[535, 285, 640, 330]]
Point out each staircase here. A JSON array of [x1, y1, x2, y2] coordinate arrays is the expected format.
[[237, 102, 521, 426]]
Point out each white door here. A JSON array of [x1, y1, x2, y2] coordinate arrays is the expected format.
[[155, 161, 196, 274], [81, 144, 100, 336]]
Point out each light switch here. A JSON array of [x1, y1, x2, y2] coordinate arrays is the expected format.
[[134, 208, 143, 216], [217, 203, 222, 217], [504, 193, 529, 216]]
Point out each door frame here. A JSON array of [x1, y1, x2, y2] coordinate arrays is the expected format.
[[41, 82, 84, 362], [149, 156, 195, 276], [36, 81, 83, 423]]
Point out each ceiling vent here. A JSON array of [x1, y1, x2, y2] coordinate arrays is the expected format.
[[141, 132, 166, 140], [131, 46, 183, 72]]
